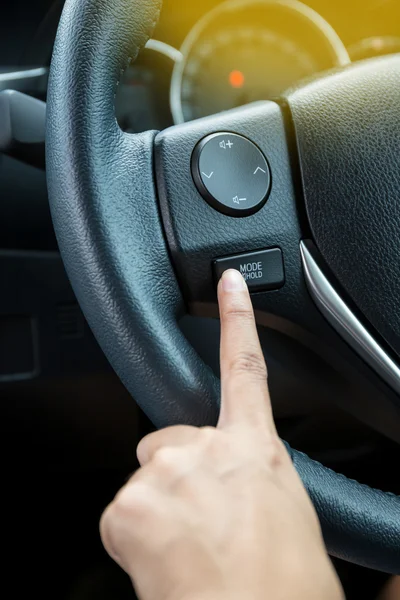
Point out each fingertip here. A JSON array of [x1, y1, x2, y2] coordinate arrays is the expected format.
[[218, 269, 248, 294], [218, 269, 252, 319]]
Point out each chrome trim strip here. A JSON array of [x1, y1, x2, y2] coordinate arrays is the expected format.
[[145, 39, 183, 63], [0, 67, 47, 82], [300, 240, 400, 395], [0, 67, 48, 93]]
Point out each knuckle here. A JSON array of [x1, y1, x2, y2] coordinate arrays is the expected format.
[[99, 504, 113, 542], [100, 482, 154, 564], [200, 426, 225, 454], [100, 508, 119, 560], [112, 481, 153, 521], [201, 426, 235, 455], [152, 447, 180, 477], [229, 351, 267, 381], [264, 436, 288, 469], [200, 426, 218, 444]]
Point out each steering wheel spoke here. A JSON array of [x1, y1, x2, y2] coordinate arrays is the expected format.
[[154, 101, 303, 317]]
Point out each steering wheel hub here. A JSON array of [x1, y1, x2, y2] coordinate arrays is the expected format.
[[287, 56, 400, 359]]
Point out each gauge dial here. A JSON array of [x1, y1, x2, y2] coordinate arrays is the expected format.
[[348, 36, 400, 61], [178, 26, 316, 123], [171, 0, 350, 124]]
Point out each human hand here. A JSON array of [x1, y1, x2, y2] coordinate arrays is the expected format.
[[100, 269, 344, 600]]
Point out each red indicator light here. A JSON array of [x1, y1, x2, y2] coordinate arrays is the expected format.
[[229, 70, 245, 88]]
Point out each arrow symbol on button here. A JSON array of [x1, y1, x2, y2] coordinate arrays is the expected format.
[[253, 166, 266, 175], [202, 171, 214, 179]]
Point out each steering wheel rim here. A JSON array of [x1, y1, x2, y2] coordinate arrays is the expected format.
[[46, 0, 400, 574]]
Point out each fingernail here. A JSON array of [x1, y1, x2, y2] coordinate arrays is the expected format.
[[221, 269, 247, 291]]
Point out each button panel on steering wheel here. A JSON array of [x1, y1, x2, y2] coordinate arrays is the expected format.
[[191, 132, 271, 217]]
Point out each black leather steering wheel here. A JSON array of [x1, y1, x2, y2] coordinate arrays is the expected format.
[[46, 0, 400, 574]]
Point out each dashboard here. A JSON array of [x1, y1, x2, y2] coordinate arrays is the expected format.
[[118, 0, 400, 130], [0, 0, 400, 133]]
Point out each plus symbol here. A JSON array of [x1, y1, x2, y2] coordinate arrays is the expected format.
[[226, 140, 233, 149]]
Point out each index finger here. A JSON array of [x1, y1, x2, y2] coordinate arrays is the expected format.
[[217, 269, 275, 435]]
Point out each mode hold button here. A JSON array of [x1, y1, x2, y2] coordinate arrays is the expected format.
[[213, 249, 285, 293]]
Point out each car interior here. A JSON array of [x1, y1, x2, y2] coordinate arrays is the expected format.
[[1, 0, 400, 597]]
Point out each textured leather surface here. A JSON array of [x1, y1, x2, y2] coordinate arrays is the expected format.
[[46, 0, 400, 574], [46, 0, 219, 428], [286, 444, 400, 574], [285, 55, 400, 359], [155, 102, 308, 326]]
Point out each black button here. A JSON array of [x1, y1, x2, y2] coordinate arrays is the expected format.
[[214, 249, 284, 293], [191, 132, 271, 217]]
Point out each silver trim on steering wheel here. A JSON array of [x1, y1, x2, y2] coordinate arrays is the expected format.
[[300, 240, 400, 396]]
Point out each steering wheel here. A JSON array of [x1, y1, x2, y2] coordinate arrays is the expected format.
[[46, 0, 400, 574]]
